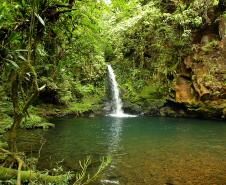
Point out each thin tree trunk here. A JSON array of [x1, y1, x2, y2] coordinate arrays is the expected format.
[[11, 73, 23, 131]]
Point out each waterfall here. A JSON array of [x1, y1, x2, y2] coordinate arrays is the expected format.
[[107, 65, 123, 115], [107, 65, 136, 117]]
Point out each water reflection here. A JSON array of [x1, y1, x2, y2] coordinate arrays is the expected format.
[[100, 118, 124, 185], [108, 118, 123, 155]]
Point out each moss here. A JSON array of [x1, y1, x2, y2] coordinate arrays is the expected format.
[[137, 83, 168, 109], [201, 40, 218, 53], [139, 98, 166, 114], [188, 103, 223, 118], [140, 84, 164, 99]]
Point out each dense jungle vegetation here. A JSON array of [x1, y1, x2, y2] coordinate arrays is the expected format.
[[0, 0, 226, 184]]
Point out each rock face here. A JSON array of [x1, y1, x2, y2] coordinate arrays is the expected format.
[[174, 76, 196, 104], [173, 15, 226, 119]]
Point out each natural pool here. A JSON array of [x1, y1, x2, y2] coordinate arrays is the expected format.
[[14, 117, 226, 185]]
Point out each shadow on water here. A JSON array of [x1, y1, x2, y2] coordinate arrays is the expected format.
[[9, 116, 226, 185]]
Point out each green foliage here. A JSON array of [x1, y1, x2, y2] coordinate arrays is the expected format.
[[21, 156, 111, 185], [201, 40, 219, 52], [0, 0, 108, 129], [104, 0, 219, 108], [140, 83, 166, 99], [110, 0, 141, 22], [21, 115, 54, 129], [73, 156, 111, 185], [139, 83, 167, 109], [105, 2, 177, 106], [0, 100, 13, 133], [0, 114, 12, 134], [66, 94, 103, 115], [0, 141, 8, 149], [121, 82, 139, 101], [0, 1, 21, 29]]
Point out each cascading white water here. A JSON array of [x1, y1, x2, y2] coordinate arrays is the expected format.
[[107, 65, 123, 115], [107, 65, 136, 117]]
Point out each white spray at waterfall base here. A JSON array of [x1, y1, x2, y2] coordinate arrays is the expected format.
[[107, 65, 136, 117]]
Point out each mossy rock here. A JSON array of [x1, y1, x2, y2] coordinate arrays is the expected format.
[[123, 101, 142, 114], [160, 107, 178, 117], [187, 103, 223, 118]]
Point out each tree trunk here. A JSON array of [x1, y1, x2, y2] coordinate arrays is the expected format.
[[11, 73, 23, 131]]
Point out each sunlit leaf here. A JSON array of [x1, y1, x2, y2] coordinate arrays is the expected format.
[[15, 49, 28, 52], [6, 59, 19, 69], [18, 55, 26, 61], [35, 13, 45, 26]]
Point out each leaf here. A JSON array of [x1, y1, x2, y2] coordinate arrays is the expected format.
[[6, 59, 19, 69], [35, 13, 45, 26], [18, 55, 26, 61], [8, 32, 21, 44], [15, 49, 28, 52]]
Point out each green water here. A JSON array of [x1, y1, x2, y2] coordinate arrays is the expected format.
[[15, 117, 226, 185]]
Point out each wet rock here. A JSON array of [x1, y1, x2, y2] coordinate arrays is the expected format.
[[88, 113, 95, 118], [145, 107, 160, 116], [160, 107, 177, 117], [123, 101, 142, 114]]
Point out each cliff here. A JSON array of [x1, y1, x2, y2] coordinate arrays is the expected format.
[[173, 12, 226, 119]]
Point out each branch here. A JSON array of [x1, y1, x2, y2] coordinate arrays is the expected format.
[[16, 156, 23, 185], [0, 149, 24, 185], [58, 8, 77, 14], [22, 62, 46, 114], [0, 149, 71, 184], [0, 166, 70, 184]]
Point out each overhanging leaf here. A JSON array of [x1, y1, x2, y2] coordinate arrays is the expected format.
[[15, 49, 28, 52], [35, 13, 45, 26], [6, 59, 19, 69], [18, 55, 26, 61]]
